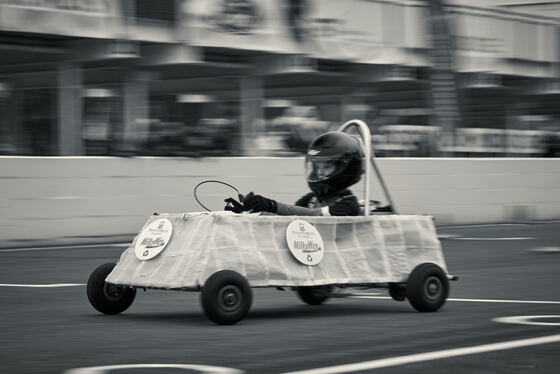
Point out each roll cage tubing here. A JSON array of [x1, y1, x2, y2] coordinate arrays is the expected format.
[[337, 120, 396, 216]]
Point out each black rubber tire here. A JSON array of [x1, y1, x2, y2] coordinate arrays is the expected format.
[[200, 270, 252, 325], [296, 285, 332, 305], [406, 263, 449, 312], [87, 263, 136, 315], [388, 283, 407, 301]]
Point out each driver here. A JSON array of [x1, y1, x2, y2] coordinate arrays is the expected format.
[[225, 131, 363, 216]]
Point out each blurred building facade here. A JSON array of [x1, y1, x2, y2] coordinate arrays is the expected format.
[[0, 0, 559, 157]]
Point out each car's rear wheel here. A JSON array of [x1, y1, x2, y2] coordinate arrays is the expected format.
[[87, 263, 136, 315], [200, 270, 252, 325], [406, 263, 449, 312], [296, 285, 332, 305]]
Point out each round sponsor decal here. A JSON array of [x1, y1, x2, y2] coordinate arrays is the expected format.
[[286, 219, 324, 265], [134, 218, 173, 260]]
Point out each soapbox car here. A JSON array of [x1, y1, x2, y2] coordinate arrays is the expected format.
[[87, 120, 457, 325]]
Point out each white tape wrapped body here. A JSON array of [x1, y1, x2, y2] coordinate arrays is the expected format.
[[105, 213, 448, 289]]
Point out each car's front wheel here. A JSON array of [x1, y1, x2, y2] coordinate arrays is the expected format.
[[87, 263, 136, 315], [406, 263, 449, 312]]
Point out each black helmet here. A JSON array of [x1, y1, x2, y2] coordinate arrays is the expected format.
[[305, 131, 363, 197]]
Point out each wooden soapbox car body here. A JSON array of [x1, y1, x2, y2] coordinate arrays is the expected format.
[[86, 120, 457, 325]]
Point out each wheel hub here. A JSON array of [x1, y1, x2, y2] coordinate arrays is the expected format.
[[103, 283, 125, 301], [218, 285, 242, 312], [424, 276, 443, 301]]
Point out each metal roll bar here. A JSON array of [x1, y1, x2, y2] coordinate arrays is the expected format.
[[338, 119, 396, 216]]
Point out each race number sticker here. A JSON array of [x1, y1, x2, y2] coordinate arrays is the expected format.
[[134, 218, 173, 260], [286, 219, 324, 265]]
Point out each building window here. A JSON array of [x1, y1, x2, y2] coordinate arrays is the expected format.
[[135, 0, 176, 23]]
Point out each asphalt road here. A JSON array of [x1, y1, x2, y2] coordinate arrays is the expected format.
[[1, 222, 559, 374]]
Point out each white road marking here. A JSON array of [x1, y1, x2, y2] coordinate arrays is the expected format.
[[47, 196, 88, 200], [438, 223, 527, 229], [349, 296, 404, 300], [0, 283, 85, 288], [350, 295, 560, 305], [0, 243, 130, 252], [281, 334, 560, 374], [494, 315, 560, 326], [447, 297, 560, 305], [437, 234, 461, 239], [530, 247, 560, 253], [344, 292, 383, 296], [64, 363, 243, 374], [451, 237, 534, 241]]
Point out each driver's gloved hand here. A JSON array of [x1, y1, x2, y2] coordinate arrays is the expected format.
[[224, 198, 244, 213], [242, 192, 278, 213]]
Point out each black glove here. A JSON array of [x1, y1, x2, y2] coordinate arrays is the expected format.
[[224, 198, 244, 213], [242, 192, 278, 213]]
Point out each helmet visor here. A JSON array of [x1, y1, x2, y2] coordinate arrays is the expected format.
[[305, 157, 338, 182]]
